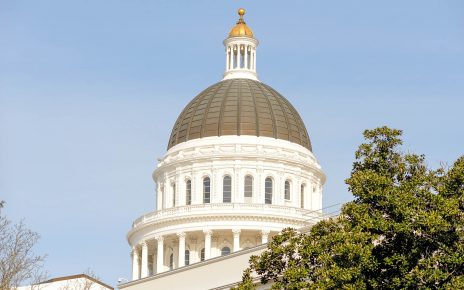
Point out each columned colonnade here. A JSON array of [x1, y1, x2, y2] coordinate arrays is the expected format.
[[226, 43, 256, 71], [131, 228, 271, 280]]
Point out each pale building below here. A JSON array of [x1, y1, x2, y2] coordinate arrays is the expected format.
[[16, 274, 113, 290]]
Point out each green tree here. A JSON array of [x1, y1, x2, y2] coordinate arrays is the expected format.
[[233, 127, 464, 289]]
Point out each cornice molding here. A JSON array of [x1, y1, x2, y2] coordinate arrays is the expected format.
[[154, 136, 325, 182], [127, 203, 320, 243]]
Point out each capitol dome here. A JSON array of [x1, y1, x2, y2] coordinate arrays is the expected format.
[[126, 9, 325, 284], [168, 78, 312, 151]]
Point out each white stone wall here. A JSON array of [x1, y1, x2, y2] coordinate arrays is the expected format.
[[154, 136, 324, 211]]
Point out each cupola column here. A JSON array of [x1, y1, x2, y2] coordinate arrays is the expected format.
[[230, 46, 233, 69], [244, 45, 249, 69], [233, 45, 237, 69], [253, 48, 257, 70], [225, 47, 229, 71]]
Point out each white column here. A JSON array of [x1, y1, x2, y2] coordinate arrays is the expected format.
[[234, 165, 240, 203], [232, 229, 241, 252], [228, 46, 232, 70], [253, 49, 256, 70], [238, 43, 242, 68], [190, 238, 197, 264], [203, 229, 212, 260], [230, 47, 233, 70], [244, 45, 248, 70], [156, 184, 162, 210], [225, 47, 229, 71], [156, 236, 164, 274], [261, 229, 270, 244], [141, 241, 148, 278], [177, 232, 186, 267], [131, 246, 140, 280], [233, 45, 237, 69], [152, 253, 156, 275]]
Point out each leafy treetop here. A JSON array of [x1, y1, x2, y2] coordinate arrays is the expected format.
[[233, 127, 464, 290]]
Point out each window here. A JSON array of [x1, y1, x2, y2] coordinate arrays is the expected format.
[[185, 250, 190, 266], [186, 179, 192, 205], [200, 248, 205, 261], [244, 175, 253, 203], [301, 184, 305, 208], [203, 177, 210, 204], [223, 175, 231, 203], [221, 246, 231, 256], [284, 180, 291, 200], [169, 253, 174, 270], [172, 183, 176, 207], [265, 178, 273, 204]]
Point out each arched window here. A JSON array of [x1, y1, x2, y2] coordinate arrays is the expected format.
[[284, 180, 291, 200], [200, 248, 205, 261], [169, 253, 174, 270], [301, 184, 305, 208], [221, 246, 231, 256], [203, 177, 210, 204], [172, 183, 176, 207], [265, 177, 273, 204], [185, 250, 190, 266], [186, 179, 192, 205], [244, 175, 253, 203], [223, 175, 232, 203]]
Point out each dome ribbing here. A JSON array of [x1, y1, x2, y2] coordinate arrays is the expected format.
[[168, 79, 312, 151]]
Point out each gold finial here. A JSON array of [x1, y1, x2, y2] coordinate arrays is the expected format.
[[237, 8, 245, 23], [228, 7, 254, 38]]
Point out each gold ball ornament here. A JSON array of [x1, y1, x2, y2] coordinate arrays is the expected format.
[[238, 8, 245, 16]]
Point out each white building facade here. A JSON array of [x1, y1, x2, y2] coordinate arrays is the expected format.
[[123, 8, 325, 289], [17, 274, 113, 290]]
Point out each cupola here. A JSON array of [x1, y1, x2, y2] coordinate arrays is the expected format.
[[223, 8, 259, 81]]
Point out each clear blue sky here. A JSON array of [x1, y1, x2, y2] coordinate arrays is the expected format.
[[1, 0, 463, 286]]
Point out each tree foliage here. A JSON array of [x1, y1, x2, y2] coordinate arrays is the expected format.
[[233, 127, 464, 289], [0, 202, 47, 290]]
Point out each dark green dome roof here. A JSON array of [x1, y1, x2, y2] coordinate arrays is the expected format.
[[168, 78, 312, 151]]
